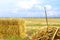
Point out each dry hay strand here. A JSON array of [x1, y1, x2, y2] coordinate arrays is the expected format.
[[54, 27, 60, 40], [30, 26, 60, 40]]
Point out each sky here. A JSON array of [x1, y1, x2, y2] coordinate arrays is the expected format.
[[0, 0, 60, 17]]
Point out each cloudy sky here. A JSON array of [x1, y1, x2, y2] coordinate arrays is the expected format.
[[0, 0, 60, 17]]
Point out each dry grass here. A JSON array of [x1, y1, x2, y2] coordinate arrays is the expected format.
[[0, 18, 60, 40]]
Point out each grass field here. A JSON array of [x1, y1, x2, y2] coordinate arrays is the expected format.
[[24, 18, 60, 40], [24, 18, 60, 27], [0, 18, 60, 40]]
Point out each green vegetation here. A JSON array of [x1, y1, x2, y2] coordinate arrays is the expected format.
[[26, 24, 60, 26], [5, 37, 30, 40]]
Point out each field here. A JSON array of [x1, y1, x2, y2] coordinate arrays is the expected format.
[[0, 18, 60, 40], [25, 18, 60, 27], [24, 18, 60, 40]]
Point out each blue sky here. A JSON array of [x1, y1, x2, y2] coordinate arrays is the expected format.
[[0, 0, 60, 17]]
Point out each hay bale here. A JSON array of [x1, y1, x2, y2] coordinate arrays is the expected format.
[[30, 27, 60, 40], [0, 18, 25, 38]]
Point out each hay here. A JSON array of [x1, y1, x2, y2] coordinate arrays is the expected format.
[[30, 27, 60, 40], [0, 18, 25, 38]]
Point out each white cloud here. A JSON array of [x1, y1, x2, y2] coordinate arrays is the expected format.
[[0, 0, 15, 4], [0, 0, 43, 13], [43, 11, 57, 17], [16, 0, 41, 9], [47, 11, 57, 16], [43, 6, 58, 17], [35, 5, 43, 10], [7, 8, 19, 14], [50, 0, 57, 1], [11, 9, 18, 14], [45, 5, 52, 10], [0, 0, 59, 17]]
